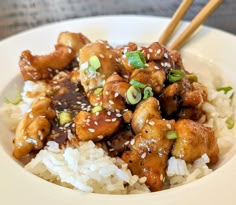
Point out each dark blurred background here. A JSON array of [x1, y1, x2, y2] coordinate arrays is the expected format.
[[0, 0, 235, 40]]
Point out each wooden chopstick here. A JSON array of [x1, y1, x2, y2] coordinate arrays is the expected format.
[[158, 0, 193, 46], [169, 0, 224, 50]]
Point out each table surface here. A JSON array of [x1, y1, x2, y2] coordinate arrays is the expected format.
[[0, 0, 235, 41]]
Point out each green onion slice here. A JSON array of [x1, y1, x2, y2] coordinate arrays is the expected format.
[[125, 51, 146, 68], [126, 86, 142, 105], [226, 117, 234, 129], [129, 79, 146, 88], [143, 86, 154, 100], [89, 55, 101, 70], [59, 112, 72, 125], [186, 73, 198, 83], [166, 131, 178, 140], [216, 86, 233, 94], [4, 89, 22, 105], [168, 69, 184, 82], [94, 87, 103, 95], [92, 105, 103, 113]]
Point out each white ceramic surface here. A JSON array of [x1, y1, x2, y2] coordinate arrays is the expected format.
[[0, 15, 236, 205]]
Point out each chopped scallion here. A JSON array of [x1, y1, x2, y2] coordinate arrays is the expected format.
[[143, 87, 154, 99], [126, 86, 142, 105], [89, 55, 101, 69], [59, 112, 72, 125], [94, 87, 103, 95], [4, 89, 22, 105], [129, 79, 146, 88], [226, 117, 234, 129], [125, 51, 146, 68], [166, 131, 178, 140], [92, 106, 103, 113], [168, 69, 184, 82], [216, 86, 233, 94]]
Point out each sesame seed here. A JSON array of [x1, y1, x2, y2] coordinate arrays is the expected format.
[[124, 141, 130, 145], [156, 49, 161, 55], [109, 54, 112, 58], [166, 123, 172, 129], [38, 131, 44, 140], [115, 58, 120, 63], [141, 152, 146, 159], [106, 45, 111, 49], [109, 100, 114, 105], [160, 174, 164, 181], [29, 113, 34, 118], [105, 91, 109, 95], [97, 135, 104, 139], [111, 118, 117, 122], [163, 176, 165, 182], [164, 53, 168, 59], [115, 109, 120, 113], [107, 111, 111, 116], [88, 128, 95, 133], [99, 54, 104, 58], [94, 121, 98, 125], [130, 139, 135, 145], [95, 112, 100, 116], [154, 66, 160, 70], [148, 121, 155, 126], [148, 48, 153, 53], [116, 113, 122, 117], [105, 119, 111, 122], [147, 53, 150, 60], [114, 92, 119, 98]]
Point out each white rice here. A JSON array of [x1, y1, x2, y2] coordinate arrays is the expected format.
[[25, 140, 150, 194]]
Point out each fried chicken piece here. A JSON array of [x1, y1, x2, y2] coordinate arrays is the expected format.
[[122, 118, 175, 191], [13, 97, 55, 159], [19, 45, 75, 81], [79, 41, 121, 92], [159, 80, 207, 120], [57, 32, 91, 56], [102, 74, 130, 111], [131, 61, 166, 94], [75, 110, 121, 141], [172, 119, 219, 164], [131, 97, 161, 134]]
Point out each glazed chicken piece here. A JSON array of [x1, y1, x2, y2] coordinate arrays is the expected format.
[[131, 61, 166, 94], [79, 41, 121, 93], [13, 97, 55, 159], [57, 32, 91, 56], [131, 97, 161, 134], [102, 74, 130, 111], [19, 45, 76, 81], [159, 79, 207, 120], [122, 118, 175, 191], [87, 74, 130, 110], [172, 119, 219, 164], [75, 110, 122, 141]]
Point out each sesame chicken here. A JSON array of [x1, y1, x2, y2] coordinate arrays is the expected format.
[[172, 119, 219, 164]]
